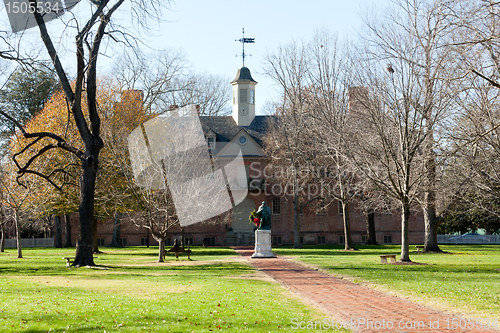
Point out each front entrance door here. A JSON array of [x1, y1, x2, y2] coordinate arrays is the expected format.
[[231, 196, 256, 245]]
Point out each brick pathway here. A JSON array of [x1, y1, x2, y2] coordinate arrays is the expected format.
[[232, 247, 498, 333]]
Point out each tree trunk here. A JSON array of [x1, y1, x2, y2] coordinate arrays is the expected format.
[[14, 209, 22, 259], [423, 207, 441, 252], [64, 214, 72, 247], [110, 213, 122, 247], [365, 210, 378, 245], [180, 227, 185, 249], [485, 222, 492, 235], [293, 192, 301, 248], [423, 176, 442, 252], [422, 71, 442, 253], [1, 222, 5, 252], [54, 216, 62, 248], [158, 239, 165, 263], [73, 161, 98, 266], [342, 201, 355, 250], [400, 199, 411, 262], [92, 216, 102, 253]]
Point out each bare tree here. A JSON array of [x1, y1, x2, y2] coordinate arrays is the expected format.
[[113, 49, 231, 116], [361, 0, 460, 252], [0, 0, 167, 266], [264, 40, 315, 249], [0, 162, 45, 258], [349, 55, 431, 262], [264, 32, 369, 250], [305, 31, 366, 251], [451, 74, 500, 224]]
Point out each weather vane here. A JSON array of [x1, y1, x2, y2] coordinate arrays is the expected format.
[[235, 28, 255, 67]]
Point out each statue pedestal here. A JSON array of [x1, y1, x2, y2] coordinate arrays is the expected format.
[[251, 229, 276, 258]]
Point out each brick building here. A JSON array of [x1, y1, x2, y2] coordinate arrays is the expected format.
[[59, 66, 425, 247]]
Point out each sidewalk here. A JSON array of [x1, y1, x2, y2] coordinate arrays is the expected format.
[[232, 247, 498, 333]]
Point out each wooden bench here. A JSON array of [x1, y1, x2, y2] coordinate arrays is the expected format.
[[62, 257, 97, 267], [379, 254, 397, 264], [166, 240, 192, 260], [416, 246, 424, 253]]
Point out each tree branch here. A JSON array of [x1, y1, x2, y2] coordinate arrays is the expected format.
[[470, 69, 500, 88]]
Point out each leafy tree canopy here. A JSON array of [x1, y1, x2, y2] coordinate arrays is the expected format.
[[1, 64, 59, 132]]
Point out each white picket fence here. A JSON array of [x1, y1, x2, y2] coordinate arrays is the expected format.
[[438, 234, 500, 244], [4, 238, 54, 248]]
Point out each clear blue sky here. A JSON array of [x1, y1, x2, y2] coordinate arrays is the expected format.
[[0, 0, 390, 113], [146, 0, 389, 114]]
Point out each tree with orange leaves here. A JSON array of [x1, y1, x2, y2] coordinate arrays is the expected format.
[[10, 78, 148, 252], [0, 0, 167, 267]]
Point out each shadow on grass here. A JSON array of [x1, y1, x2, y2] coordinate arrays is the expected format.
[[272, 245, 404, 257], [23, 328, 103, 333], [92, 262, 256, 279], [96, 246, 238, 258]]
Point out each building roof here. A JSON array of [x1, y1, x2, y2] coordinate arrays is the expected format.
[[199, 115, 276, 147], [230, 67, 257, 84]]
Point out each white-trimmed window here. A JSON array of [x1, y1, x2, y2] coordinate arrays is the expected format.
[[272, 197, 281, 215], [207, 137, 215, 150], [317, 235, 326, 244], [250, 90, 255, 104], [383, 235, 393, 244]]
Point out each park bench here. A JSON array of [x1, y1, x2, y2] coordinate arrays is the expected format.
[[62, 257, 97, 267], [416, 245, 424, 253], [379, 254, 397, 264], [166, 239, 192, 260]]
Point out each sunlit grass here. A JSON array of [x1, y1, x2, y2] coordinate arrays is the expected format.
[[273, 245, 500, 320], [0, 247, 344, 332]]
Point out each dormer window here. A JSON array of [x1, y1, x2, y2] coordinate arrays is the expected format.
[[207, 137, 215, 150]]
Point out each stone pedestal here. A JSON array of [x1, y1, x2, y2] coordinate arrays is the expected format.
[[251, 229, 276, 258]]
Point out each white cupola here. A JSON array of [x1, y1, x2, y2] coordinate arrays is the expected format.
[[231, 67, 257, 126]]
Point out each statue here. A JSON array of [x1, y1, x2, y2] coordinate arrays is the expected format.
[[256, 201, 271, 230], [251, 201, 275, 258]]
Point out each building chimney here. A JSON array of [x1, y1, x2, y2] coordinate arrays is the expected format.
[[121, 89, 144, 102]]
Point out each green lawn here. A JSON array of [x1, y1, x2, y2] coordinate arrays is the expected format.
[[3, 245, 498, 332], [273, 245, 500, 321], [0, 247, 341, 332]]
